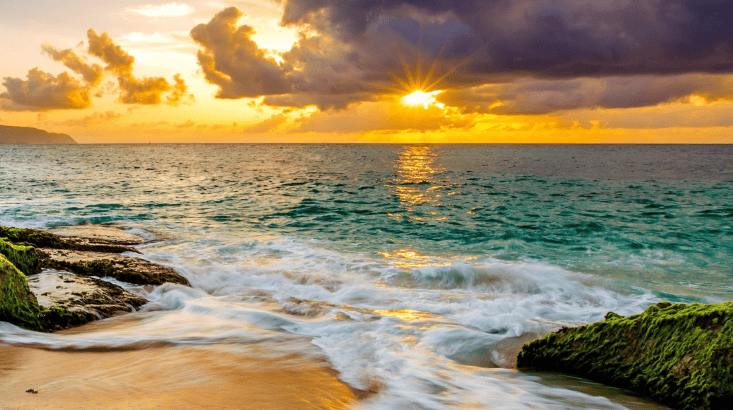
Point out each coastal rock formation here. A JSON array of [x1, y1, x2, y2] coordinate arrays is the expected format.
[[0, 237, 41, 276], [0, 253, 42, 331], [0, 225, 189, 286], [517, 302, 733, 410], [0, 224, 189, 331], [42, 248, 188, 286], [28, 271, 146, 331], [0, 125, 76, 144], [48, 225, 147, 247], [0, 225, 139, 254]]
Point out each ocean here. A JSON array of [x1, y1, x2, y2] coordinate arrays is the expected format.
[[1, 144, 731, 409]]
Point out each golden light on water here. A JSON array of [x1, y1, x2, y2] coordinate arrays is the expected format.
[[373, 309, 436, 321], [393, 145, 443, 209], [378, 248, 451, 269], [401, 90, 443, 109]]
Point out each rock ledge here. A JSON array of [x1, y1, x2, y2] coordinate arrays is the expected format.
[[0, 224, 187, 332], [517, 301, 733, 410]]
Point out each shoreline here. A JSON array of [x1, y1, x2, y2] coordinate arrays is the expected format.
[[0, 224, 371, 409], [0, 223, 706, 409], [0, 342, 362, 410]]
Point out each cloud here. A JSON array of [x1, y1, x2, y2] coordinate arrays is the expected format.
[[242, 113, 290, 133], [56, 111, 122, 127], [176, 119, 196, 128], [437, 75, 733, 115], [190, 7, 457, 110], [167, 74, 194, 105], [1, 68, 92, 111], [293, 101, 474, 133], [127, 3, 194, 17], [262, 93, 375, 111], [190, 7, 291, 98], [2, 29, 193, 111], [86, 29, 192, 105], [41, 45, 104, 85], [86, 29, 136, 75], [563, 101, 733, 129], [281, 0, 733, 77], [191, 2, 733, 115], [117, 75, 171, 104]]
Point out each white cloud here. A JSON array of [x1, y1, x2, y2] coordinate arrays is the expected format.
[[127, 3, 194, 17]]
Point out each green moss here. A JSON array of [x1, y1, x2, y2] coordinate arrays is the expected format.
[[39, 306, 97, 332], [0, 225, 138, 254], [0, 237, 41, 275], [0, 225, 66, 249], [517, 301, 733, 410], [0, 254, 42, 331]]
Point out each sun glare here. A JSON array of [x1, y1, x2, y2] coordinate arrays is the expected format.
[[402, 90, 443, 109]]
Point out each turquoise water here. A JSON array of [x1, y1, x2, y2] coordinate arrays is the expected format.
[[1, 144, 731, 408]]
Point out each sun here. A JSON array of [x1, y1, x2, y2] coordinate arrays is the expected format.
[[401, 90, 444, 109]]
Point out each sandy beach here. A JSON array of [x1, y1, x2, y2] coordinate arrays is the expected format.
[[0, 341, 361, 410]]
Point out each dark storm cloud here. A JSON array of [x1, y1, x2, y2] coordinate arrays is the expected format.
[[191, 7, 484, 109], [193, 1, 733, 113], [438, 75, 733, 115], [281, 0, 733, 76]]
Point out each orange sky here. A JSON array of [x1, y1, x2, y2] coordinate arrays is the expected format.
[[1, 1, 732, 143]]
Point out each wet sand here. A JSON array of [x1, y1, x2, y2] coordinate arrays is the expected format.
[[0, 343, 361, 410]]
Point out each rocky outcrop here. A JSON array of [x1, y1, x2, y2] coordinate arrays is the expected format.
[[0, 237, 41, 276], [29, 271, 146, 331], [1, 225, 188, 286], [1, 224, 189, 332], [0, 125, 76, 144], [42, 249, 188, 286], [48, 225, 146, 247], [0, 254, 42, 331], [0, 225, 139, 254], [517, 301, 733, 410]]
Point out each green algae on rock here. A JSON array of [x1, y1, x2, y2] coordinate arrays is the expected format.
[[0, 225, 139, 254], [0, 237, 41, 276], [0, 225, 189, 286], [0, 225, 166, 332], [516, 302, 733, 410], [0, 254, 42, 331], [42, 249, 190, 286], [0, 225, 69, 250]]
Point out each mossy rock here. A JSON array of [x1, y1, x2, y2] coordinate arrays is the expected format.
[[0, 237, 41, 275], [517, 301, 733, 410], [46, 257, 189, 286], [0, 254, 42, 331], [39, 306, 99, 332], [0, 225, 138, 254], [0, 225, 67, 249]]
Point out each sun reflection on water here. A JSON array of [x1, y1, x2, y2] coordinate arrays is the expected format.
[[393, 145, 444, 209], [372, 309, 437, 321]]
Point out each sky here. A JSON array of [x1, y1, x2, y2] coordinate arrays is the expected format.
[[1, 0, 732, 143]]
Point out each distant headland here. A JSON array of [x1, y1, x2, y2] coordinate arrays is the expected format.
[[0, 125, 76, 144]]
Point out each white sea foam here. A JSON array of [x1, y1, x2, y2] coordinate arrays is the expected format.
[[126, 235, 661, 407], [0, 232, 661, 409]]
